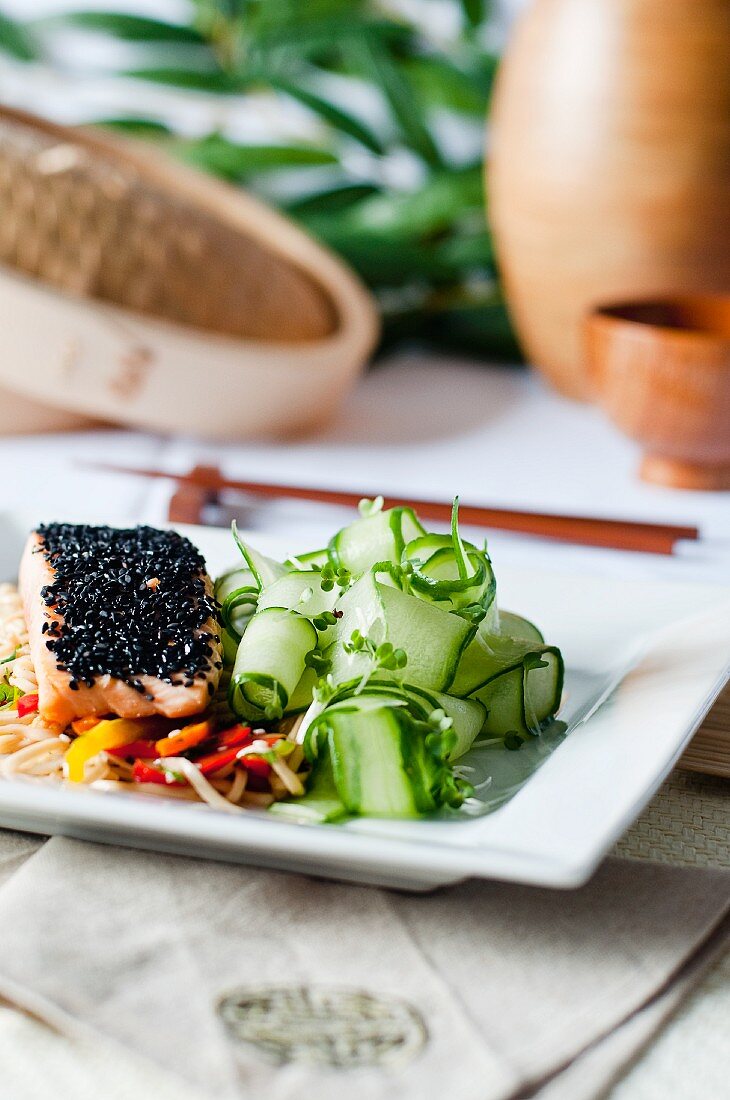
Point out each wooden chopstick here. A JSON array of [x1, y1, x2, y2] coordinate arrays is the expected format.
[[86, 462, 699, 554]]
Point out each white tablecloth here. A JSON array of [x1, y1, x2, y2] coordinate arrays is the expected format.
[[4, 355, 730, 576]]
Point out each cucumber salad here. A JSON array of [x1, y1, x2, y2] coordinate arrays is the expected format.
[[217, 499, 564, 822]]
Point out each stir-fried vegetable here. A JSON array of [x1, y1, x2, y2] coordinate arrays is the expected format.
[[66, 718, 157, 782]]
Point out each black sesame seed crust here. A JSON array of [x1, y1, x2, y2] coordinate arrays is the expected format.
[[34, 524, 219, 692]]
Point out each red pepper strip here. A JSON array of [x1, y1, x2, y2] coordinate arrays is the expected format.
[[236, 733, 283, 777], [17, 694, 38, 718], [132, 760, 185, 786], [239, 755, 271, 778], [217, 725, 252, 748], [107, 740, 159, 760], [195, 746, 244, 776]]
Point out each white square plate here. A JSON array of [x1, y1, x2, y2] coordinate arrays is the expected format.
[[0, 514, 727, 891]]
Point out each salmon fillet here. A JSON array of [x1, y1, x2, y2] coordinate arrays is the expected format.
[[19, 524, 222, 727]]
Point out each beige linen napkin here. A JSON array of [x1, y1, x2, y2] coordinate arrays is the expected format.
[[0, 834, 726, 1100]]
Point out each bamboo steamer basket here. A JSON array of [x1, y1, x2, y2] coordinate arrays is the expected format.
[[0, 106, 379, 438], [488, 0, 730, 400]]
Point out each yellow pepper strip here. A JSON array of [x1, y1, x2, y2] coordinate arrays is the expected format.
[[66, 719, 156, 783], [155, 720, 213, 758]]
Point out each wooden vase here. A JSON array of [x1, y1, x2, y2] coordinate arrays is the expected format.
[[488, 0, 730, 399]]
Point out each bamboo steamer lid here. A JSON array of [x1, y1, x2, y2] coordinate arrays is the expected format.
[[0, 106, 379, 438]]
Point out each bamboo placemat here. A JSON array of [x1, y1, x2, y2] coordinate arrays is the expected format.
[[679, 684, 730, 779], [615, 768, 729, 870], [609, 682, 729, 868], [612, 683, 729, 868]]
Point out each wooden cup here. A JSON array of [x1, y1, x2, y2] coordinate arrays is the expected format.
[[586, 296, 730, 490]]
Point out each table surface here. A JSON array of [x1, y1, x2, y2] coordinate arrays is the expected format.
[[1, 354, 729, 1099]]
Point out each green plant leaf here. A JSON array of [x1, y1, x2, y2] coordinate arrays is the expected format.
[[250, 14, 411, 61], [53, 11, 206, 43], [352, 36, 442, 166], [403, 55, 490, 115], [96, 117, 174, 136], [460, 0, 489, 30], [171, 135, 339, 180], [123, 67, 238, 92], [285, 183, 380, 215], [314, 166, 484, 240], [267, 76, 385, 154], [0, 13, 38, 60]]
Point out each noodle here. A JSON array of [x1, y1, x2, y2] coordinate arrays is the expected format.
[[157, 757, 244, 813], [0, 582, 308, 812], [226, 768, 248, 804]]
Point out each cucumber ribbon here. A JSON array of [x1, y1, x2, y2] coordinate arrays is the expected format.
[[221, 498, 564, 819]]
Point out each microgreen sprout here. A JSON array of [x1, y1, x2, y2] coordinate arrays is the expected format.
[[343, 630, 406, 671], [0, 648, 17, 666], [342, 630, 407, 694], [305, 648, 332, 677], [311, 610, 338, 631], [319, 562, 351, 593], [358, 496, 384, 517], [425, 708, 457, 760], [313, 674, 337, 706]]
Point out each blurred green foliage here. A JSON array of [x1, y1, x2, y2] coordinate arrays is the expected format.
[[0, 1, 519, 359]]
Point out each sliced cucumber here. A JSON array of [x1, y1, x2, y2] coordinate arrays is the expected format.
[[523, 649, 563, 729], [229, 607, 317, 721], [215, 564, 258, 639], [498, 610, 544, 644], [220, 587, 258, 639], [220, 625, 241, 667], [232, 524, 288, 590], [286, 666, 319, 713], [451, 633, 543, 696], [329, 572, 474, 693], [257, 572, 338, 618], [324, 705, 419, 817], [284, 548, 329, 570], [320, 699, 468, 817], [269, 754, 345, 824], [404, 533, 496, 615], [215, 565, 254, 603], [467, 641, 564, 741], [403, 685, 486, 759], [474, 666, 526, 740], [328, 506, 425, 575], [222, 499, 566, 816]]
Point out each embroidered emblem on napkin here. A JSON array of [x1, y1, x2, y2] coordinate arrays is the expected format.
[[217, 985, 427, 1069]]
